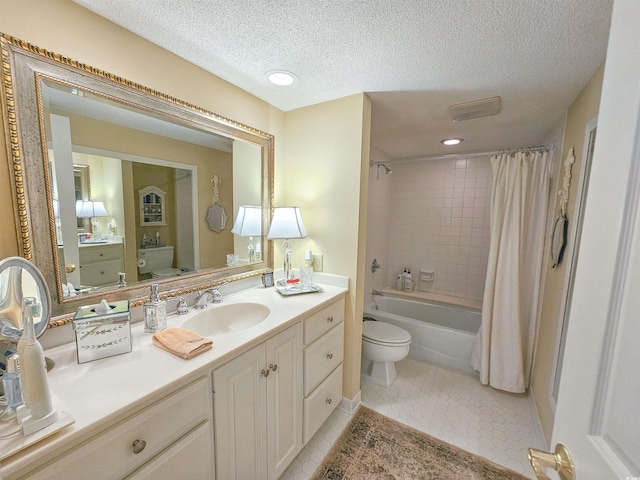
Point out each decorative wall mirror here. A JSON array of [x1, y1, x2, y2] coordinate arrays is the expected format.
[[0, 34, 274, 324]]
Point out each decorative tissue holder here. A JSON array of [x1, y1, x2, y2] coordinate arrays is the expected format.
[[72, 300, 131, 364]]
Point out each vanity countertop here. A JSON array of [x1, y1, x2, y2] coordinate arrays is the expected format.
[[0, 274, 348, 478]]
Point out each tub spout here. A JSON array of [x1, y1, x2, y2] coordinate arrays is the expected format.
[[372, 289, 384, 297]]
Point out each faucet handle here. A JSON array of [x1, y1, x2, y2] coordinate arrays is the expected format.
[[211, 290, 223, 303], [210, 282, 229, 304], [176, 296, 189, 315]]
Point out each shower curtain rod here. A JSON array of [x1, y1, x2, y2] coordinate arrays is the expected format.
[[389, 144, 556, 165]]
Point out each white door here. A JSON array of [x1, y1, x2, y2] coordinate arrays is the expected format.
[[545, 1, 640, 478], [266, 323, 303, 479]]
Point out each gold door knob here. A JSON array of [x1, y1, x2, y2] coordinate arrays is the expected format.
[[261, 369, 270, 377], [65, 263, 76, 273], [269, 363, 278, 372], [528, 443, 575, 480]]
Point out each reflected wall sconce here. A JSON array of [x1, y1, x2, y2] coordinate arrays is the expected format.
[[231, 205, 262, 262], [267, 206, 307, 281]]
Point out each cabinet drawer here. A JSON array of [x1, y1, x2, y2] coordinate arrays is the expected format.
[[25, 377, 211, 480], [304, 364, 343, 443], [79, 244, 122, 263], [124, 421, 214, 480], [304, 324, 344, 396], [79, 259, 123, 286], [304, 297, 344, 345]]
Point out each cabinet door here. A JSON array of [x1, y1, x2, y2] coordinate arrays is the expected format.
[[125, 421, 214, 480], [266, 323, 303, 480], [213, 344, 268, 480]]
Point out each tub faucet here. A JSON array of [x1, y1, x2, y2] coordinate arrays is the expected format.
[[372, 289, 384, 297]]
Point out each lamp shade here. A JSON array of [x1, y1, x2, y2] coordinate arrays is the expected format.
[[231, 205, 262, 237], [267, 207, 307, 240], [76, 200, 109, 218]]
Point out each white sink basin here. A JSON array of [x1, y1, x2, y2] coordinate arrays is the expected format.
[[181, 302, 271, 337]]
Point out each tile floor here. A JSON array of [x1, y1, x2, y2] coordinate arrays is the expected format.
[[281, 358, 543, 479]]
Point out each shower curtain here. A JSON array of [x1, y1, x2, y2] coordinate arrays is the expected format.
[[470, 150, 552, 393]]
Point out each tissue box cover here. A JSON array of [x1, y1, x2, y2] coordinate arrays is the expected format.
[[72, 300, 131, 363]]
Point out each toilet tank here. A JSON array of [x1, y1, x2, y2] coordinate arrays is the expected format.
[[137, 246, 174, 274]]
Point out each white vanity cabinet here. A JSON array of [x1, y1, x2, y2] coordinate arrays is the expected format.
[[78, 243, 124, 287], [213, 322, 303, 480], [17, 377, 214, 480], [303, 297, 345, 443]]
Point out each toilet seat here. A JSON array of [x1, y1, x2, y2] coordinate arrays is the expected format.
[[152, 267, 183, 278], [363, 321, 411, 347]]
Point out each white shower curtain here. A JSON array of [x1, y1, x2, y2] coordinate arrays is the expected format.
[[470, 150, 552, 393]]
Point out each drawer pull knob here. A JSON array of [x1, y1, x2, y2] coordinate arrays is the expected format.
[[327, 353, 333, 360], [100, 271, 105, 274], [327, 316, 334, 323], [261, 369, 270, 377], [326, 397, 332, 405], [270, 363, 278, 372], [132, 439, 146, 454]]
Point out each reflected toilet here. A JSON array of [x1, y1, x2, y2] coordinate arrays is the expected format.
[[136, 246, 182, 279]]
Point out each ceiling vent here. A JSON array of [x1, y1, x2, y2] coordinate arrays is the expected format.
[[449, 96, 501, 122]]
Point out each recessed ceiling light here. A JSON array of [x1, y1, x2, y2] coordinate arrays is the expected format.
[[441, 138, 463, 146], [266, 70, 297, 86]]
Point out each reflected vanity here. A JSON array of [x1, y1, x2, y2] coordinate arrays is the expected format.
[[0, 33, 274, 323]]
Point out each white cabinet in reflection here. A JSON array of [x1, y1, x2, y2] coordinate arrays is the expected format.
[[139, 186, 166, 226]]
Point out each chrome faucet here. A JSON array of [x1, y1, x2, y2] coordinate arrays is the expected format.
[[372, 289, 384, 297], [193, 283, 229, 309], [194, 290, 214, 309]]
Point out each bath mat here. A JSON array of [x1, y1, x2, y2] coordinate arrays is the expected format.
[[311, 406, 529, 480]]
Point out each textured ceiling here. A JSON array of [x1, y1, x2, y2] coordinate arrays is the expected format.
[[72, 0, 613, 160]]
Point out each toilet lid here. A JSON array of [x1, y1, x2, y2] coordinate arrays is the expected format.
[[363, 321, 411, 345], [153, 267, 183, 277]]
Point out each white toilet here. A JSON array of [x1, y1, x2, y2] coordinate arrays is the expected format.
[[137, 246, 183, 279], [361, 320, 411, 387]]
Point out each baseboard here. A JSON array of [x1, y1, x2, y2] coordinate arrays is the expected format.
[[338, 391, 361, 415], [528, 388, 549, 450]]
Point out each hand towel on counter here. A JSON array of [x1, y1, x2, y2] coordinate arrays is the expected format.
[[152, 328, 213, 359]]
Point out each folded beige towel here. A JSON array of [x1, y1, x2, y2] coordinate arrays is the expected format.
[[152, 327, 213, 360]]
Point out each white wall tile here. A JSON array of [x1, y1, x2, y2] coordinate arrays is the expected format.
[[386, 157, 492, 301]]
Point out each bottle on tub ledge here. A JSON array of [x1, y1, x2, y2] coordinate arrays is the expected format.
[[404, 269, 414, 292]]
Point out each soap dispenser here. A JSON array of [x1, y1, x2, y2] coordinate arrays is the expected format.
[[20, 301, 58, 435], [144, 283, 167, 333]]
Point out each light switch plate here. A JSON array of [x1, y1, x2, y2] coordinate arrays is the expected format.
[[312, 254, 323, 272]]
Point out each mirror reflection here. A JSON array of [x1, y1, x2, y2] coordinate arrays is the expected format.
[[41, 79, 263, 298]]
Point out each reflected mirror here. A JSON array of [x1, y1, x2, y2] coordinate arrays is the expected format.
[[0, 34, 273, 322]]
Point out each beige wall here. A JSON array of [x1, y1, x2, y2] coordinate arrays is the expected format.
[[531, 64, 604, 443], [281, 94, 371, 400]]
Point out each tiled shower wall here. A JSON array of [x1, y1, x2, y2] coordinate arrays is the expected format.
[[387, 157, 492, 301]]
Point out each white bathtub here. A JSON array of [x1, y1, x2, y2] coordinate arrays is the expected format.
[[363, 296, 481, 375]]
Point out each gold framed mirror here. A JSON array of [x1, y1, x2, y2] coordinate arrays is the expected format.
[[0, 33, 274, 324]]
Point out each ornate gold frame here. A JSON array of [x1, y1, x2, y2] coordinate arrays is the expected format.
[[0, 33, 275, 326]]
